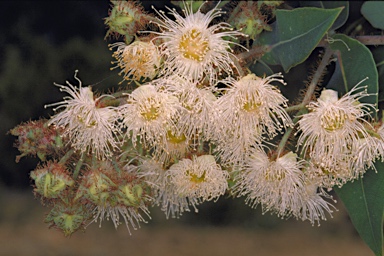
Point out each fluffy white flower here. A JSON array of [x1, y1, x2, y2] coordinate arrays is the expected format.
[[151, 2, 245, 85], [213, 73, 292, 165], [156, 75, 218, 140], [297, 86, 375, 181], [110, 40, 161, 82], [168, 155, 229, 202], [139, 159, 199, 218], [119, 84, 181, 147], [291, 174, 336, 226], [45, 71, 120, 159], [235, 151, 305, 217]]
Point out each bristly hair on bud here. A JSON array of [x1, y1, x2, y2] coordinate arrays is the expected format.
[[104, 0, 152, 42]]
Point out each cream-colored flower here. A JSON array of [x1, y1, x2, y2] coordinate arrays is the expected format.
[[119, 84, 181, 147], [235, 151, 305, 217], [213, 73, 292, 165], [151, 2, 245, 85], [297, 86, 375, 181], [168, 155, 228, 202], [45, 71, 120, 159], [139, 159, 199, 218], [291, 174, 336, 226], [110, 40, 160, 82]]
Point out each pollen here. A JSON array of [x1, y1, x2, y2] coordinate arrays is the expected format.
[[320, 109, 347, 131], [179, 29, 209, 62], [110, 41, 160, 82], [188, 170, 206, 183], [139, 102, 160, 121], [167, 130, 186, 144], [241, 94, 263, 113]]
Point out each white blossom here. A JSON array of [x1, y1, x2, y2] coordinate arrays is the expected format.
[[297, 86, 375, 183], [213, 73, 292, 165], [235, 151, 305, 217], [150, 1, 245, 85], [168, 155, 229, 202], [109, 40, 161, 82], [45, 71, 120, 159], [119, 84, 181, 147]]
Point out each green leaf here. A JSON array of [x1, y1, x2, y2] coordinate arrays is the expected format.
[[361, 2, 384, 30], [249, 60, 274, 77], [299, 1, 349, 30], [335, 162, 384, 256], [327, 34, 378, 110], [371, 46, 384, 102], [258, 7, 342, 72]]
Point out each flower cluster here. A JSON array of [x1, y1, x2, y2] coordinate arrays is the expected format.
[[9, 0, 384, 237]]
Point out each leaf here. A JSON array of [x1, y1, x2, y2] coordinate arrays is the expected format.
[[371, 46, 384, 102], [327, 34, 379, 110], [335, 161, 384, 256], [299, 1, 349, 30], [258, 7, 342, 72], [249, 60, 274, 77], [361, 2, 384, 30]]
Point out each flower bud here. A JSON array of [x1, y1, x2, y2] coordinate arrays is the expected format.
[[75, 170, 117, 206], [104, 0, 151, 42], [30, 162, 74, 199], [117, 183, 144, 207], [10, 120, 63, 162], [229, 2, 271, 40], [45, 199, 90, 236]]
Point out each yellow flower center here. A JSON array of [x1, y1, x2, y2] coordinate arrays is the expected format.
[[241, 94, 262, 113], [320, 109, 347, 131], [188, 170, 206, 183], [141, 105, 160, 121], [264, 166, 285, 181], [139, 98, 161, 121], [77, 115, 97, 128], [179, 29, 209, 62], [167, 130, 186, 144], [120, 47, 153, 79]]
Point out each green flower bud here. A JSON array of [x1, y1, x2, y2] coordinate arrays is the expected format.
[[104, 1, 151, 41], [45, 200, 90, 237], [30, 162, 74, 199], [10, 119, 63, 162], [229, 2, 272, 40], [117, 184, 143, 207], [75, 170, 117, 206]]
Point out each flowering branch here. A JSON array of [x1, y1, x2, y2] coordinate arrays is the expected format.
[[276, 46, 333, 156]]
